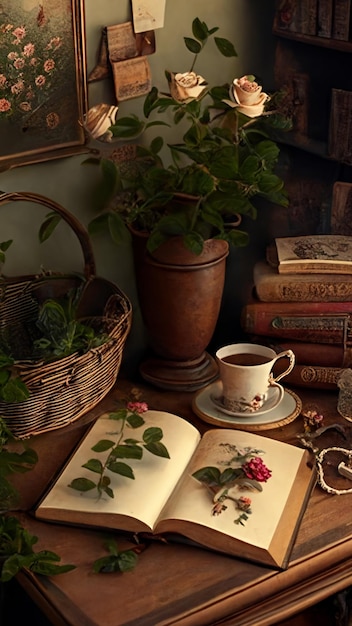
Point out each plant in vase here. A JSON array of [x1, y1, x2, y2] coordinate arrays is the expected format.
[[72, 18, 291, 390], [83, 17, 291, 256]]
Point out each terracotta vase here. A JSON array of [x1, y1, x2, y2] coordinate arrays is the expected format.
[[132, 232, 229, 390]]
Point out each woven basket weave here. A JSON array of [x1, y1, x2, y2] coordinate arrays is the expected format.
[[0, 191, 132, 439]]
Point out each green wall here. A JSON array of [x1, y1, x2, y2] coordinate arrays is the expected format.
[[0, 0, 276, 369]]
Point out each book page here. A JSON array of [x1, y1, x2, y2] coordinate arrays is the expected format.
[[156, 428, 307, 551], [36, 410, 201, 531]]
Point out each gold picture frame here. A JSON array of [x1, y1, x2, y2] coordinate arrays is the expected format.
[[0, 0, 88, 170]]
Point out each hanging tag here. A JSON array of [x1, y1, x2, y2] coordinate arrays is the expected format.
[[131, 0, 166, 33]]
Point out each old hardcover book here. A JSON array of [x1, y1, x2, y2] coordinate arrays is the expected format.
[[273, 235, 352, 274], [249, 336, 352, 368], [253, 260, 352, 302], [332, 0, 352, 39], [277, 362, 342, 389], [241, 299, 352, 344], [35, 410, 314, 570], [317, 0, 334, 37], [328, 89, 352, 165]]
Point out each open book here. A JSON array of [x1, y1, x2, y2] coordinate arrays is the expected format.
[[35, 410, 315, 570], [272, 235, 352, 274]]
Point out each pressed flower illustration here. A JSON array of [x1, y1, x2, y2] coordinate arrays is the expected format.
[[192, 443, 272, 525]]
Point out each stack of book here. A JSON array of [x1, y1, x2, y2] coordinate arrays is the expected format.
[[273, 0, 352, 41], [241, 234, 352, 389]]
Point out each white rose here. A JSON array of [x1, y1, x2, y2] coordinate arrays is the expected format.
[[223, 75, 269, 118], [169, 71, 208, 102]]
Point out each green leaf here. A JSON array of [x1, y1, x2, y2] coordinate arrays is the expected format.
[[88, 213, 110, 236], [142, 426, 163, 444], [0, 378, 30, 403], [126, 413, 145, 428], [110, 115, 146, 139], [38, 213, 62, 243], [108, 212, 131, 245], [144, 441, 170, 458], [192, 18, 211, 41], [112, 444, 143, 460], [82, 458, 104, 474], [0, 239, 13, 252], [192, 466, 221, 486], [184, 37, 202, 54], [214, 37, 237, 57], [107, 461, 135, 479], [68, 477, 97, 492], [183, 232, 204, 255], [93, 549, 138, 573], [91, 439, 115, 453]]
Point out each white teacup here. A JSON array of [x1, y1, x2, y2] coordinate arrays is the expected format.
[[215, 343, 295, 414]]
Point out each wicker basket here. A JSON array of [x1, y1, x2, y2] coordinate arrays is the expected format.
[[0, 191, 132, 439]]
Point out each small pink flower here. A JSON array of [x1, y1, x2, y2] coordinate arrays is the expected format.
[[127, 401, 149, 414], [13, 57, 25, 70], [0, 98, 11, 112], [11, 80, 25, 95], [44, 59, 55, 73], [243, 457, 272, 482], [0, 75, 7, 88], [13, 26, 26, 41], [35, 75, 46, 87], [23, 43, 35, 57]]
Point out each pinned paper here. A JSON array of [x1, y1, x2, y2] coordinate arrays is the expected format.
[[132, 0, 166, 33]]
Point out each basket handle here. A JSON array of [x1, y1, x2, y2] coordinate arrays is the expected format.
[[0, 191, 96, 279]]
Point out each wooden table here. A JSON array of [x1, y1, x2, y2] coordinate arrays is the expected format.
[[9, 377, 352, 626]]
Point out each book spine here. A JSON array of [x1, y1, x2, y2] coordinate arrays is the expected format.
[[300, 0, 318, 34], [241, 302, 352, 344], [255, 277, 352, 302], [317, 0, 334, 37], [280, 363, 343, 389], [328, 89, 352, 165], [255, 338, 352, 368], [332, 0, 352, 39]]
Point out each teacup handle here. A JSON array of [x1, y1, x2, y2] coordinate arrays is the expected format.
[[270, 349, 295, 384]]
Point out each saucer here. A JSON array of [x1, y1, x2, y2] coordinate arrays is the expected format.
[[193, 380, 302, 431], [210, 383, 284, 418]]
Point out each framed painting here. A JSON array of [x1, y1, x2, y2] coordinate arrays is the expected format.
[[0, 0, 88, 170]]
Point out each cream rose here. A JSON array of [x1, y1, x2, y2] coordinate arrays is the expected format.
[[169, 71, 208, 102], [224, 75, 269, 118]]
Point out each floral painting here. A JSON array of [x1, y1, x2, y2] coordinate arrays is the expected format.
[[0, 0, 87, 169]]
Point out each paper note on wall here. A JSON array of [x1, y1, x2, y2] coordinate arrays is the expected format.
[[131, 0, 166, 33]]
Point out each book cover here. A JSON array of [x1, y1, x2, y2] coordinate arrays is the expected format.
[[241, 299, 352, 344], [332, 0, 352, 39], [317, 0, 334, 37], [274, 235, 352, 274], [35, 410, 314, 570], [253, 260, 352, 302]]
